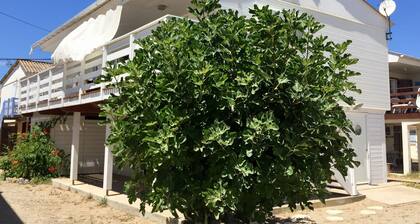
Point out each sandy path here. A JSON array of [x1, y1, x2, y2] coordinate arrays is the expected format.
[[276, 198, 420, 224], [0, 181, 153, 224]]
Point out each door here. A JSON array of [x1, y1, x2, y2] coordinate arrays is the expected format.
[[347, 112, 369, 183]]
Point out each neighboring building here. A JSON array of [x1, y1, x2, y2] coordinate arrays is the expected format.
[[0, 60, 52, 150], [385, 52, 420, 175], [11, 0, 389, 197]]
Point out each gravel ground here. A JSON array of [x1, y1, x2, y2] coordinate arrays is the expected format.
[[0, 181, 153, 224], [1, 180, 420, 224], [276, 198, 420, 224]]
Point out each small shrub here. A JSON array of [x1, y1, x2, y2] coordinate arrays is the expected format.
[[0, 155, 12, 178], [2, 125, 67, 180], [98, 197, 108, 207]]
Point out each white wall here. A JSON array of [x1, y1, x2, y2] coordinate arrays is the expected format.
[[367, 112, 387, 184], [222, 0, 390, 111], [33, 114, 106, 174], [221, 0, 389, 183], [0, 66, 26, 113]]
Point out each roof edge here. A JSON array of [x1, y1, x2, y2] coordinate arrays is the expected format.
[[32, 0, 113, 51]]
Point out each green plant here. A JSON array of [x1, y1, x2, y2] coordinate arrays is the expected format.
[[30, 176, 52, 185], [98, 197, 107, 207], [100, 0, 360, 222], [3, 126, 67, 179]]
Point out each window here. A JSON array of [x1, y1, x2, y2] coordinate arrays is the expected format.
[[409, 130, 417, 143]]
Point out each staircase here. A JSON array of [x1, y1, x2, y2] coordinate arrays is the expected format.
[[330, 167, 359, 196]]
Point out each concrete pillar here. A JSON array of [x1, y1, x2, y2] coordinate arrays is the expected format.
[[402, 122, 412, 175], [417, 126, 420, 172], [70, 112, 81, 184], [103, 124, 113, 195]]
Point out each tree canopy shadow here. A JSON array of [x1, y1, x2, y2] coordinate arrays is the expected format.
[[0, 192, 23, 224]]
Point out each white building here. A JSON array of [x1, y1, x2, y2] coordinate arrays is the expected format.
[[0, 60, 51, 149], [11, 0, 389, 200]]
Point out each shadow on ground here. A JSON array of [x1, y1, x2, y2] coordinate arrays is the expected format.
[[0, 192, 23, 224]]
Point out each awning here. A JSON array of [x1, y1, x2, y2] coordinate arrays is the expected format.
[[52, 4, 123, 64]]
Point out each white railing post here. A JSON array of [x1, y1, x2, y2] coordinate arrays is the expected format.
[[16, 79, 21, 114], [62, 63, 67, 107], [35, 75, 40, 110], [100, 46, 108, 100], [70, 112, 81, 185], [48, 69, 53, 107], [103, 123, 113, 195], [25, 80, 29, 111], [129, 34, 135, 60], [79, 59, 86, 104]]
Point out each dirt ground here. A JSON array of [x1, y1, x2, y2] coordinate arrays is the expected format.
[[0, 181, 153, 224], [1, 180, 420, 224], [276, 198, 420, 224]]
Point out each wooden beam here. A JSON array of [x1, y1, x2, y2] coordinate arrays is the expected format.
[[385, 112, 420, 120]]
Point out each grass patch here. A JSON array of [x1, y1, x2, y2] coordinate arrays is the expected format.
[[30, 177, 52, 185], [98, 197, 107, 207], [389, 172, 420, 181], [405, 182, 420, 190]]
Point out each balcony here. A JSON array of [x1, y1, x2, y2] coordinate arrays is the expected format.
[[18, 15, 177, 114], [386, 84, 420, 120]]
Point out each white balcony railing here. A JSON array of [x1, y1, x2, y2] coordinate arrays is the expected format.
[[18, 15, 178, 114]]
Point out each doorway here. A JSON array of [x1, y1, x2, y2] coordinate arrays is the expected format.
[[347, 113, 369, 183]]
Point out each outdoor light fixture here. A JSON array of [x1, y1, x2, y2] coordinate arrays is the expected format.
[[379, 0, 396, 41]]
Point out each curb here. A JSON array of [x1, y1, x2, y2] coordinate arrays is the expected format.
[[52, 179, 181, 224], [272, 194, 366, 214]]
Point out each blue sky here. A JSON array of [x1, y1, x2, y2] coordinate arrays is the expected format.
[[0, 0, 95, 76], [0, 0, 418, 77]]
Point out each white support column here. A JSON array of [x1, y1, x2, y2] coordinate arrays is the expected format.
[[417, 125, 420, 172], [402, 122, 412, 175], [103, 124, 113, 195], [70, 112, 81, 184]]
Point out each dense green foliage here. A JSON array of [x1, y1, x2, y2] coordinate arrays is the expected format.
[[100, 0, 360, 222], [0, 126, 67, 179]]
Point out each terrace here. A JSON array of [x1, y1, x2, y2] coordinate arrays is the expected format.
[[17, 15, 176, 114]]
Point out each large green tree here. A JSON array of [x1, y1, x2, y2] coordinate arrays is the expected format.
[[100, 0, 360, 222]]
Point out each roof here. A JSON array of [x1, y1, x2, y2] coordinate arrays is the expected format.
[[18, 60, 52, 74], [33, 0, 386, 52], [1, 60, 52, 84], [362, 0, 388, 20], [32, 0, 112, 51]]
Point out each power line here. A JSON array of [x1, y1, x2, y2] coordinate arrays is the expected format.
[[0, 58, 50, 61], [0, 10, 50, 32]]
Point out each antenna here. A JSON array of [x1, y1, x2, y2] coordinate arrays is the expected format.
[[379, 0, 396, 41]]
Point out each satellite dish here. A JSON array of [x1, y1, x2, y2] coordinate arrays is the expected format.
[[379, 0, 396, 17]]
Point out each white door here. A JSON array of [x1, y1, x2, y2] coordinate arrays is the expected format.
[[347, 112, 369, 183]]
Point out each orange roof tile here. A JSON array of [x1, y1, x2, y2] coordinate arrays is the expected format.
[[1, 59, 52, 84], [18, 59, 52, 75]]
